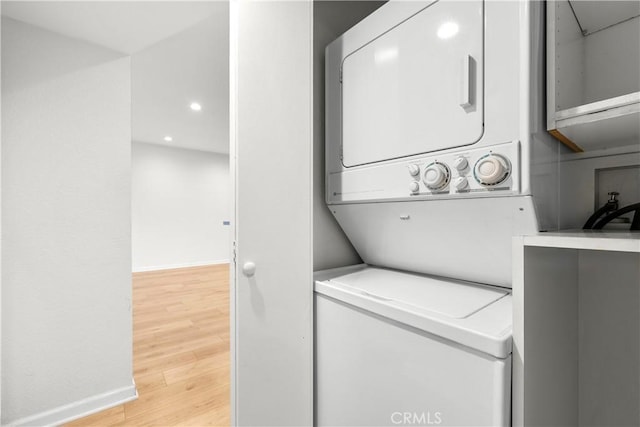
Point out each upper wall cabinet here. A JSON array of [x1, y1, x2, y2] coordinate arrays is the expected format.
[[547, 1, 640, 152]]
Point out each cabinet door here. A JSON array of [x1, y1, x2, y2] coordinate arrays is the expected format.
[[342, 0, 484, 167], [230, 1, 313, 425]]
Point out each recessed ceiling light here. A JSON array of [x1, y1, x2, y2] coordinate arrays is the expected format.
[[190, 102, 202, 111], [164, 136, 173, 142]]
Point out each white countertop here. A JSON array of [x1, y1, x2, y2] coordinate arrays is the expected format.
[[519, 230, 640, 253]]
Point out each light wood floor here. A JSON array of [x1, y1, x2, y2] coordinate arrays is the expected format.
[[67, 264, 230, 426]]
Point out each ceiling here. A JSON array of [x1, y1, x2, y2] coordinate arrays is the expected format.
[[570, 0, 640, 36], [131, 10, 229, 154], [2, 1, 230, 154]]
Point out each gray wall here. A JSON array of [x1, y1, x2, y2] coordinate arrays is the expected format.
[[559, 149, 640, 229], [521, 247, 640, 426], [1, 18, 134, 424], [313, 0, 385, 271]]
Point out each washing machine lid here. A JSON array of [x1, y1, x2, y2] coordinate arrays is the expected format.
[[329, 267, 507, 319], [315, 265, 513, 358]]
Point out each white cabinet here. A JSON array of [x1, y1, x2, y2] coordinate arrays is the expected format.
[[547, 1, 640, 152], [230, 1, 313, 425], [512, 231, 640, 426]]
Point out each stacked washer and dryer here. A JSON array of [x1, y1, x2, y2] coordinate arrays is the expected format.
[[315, 1, 561, 426]]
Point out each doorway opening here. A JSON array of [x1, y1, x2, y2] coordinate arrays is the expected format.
[[0, 1, 231, 425]]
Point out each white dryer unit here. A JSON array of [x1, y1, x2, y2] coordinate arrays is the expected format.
[[325, 0, 561, 287], [318, 1, 563, 426]]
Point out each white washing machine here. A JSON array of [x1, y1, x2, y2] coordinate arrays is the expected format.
[[315, 265, 512, 426], [317, 0, 562, 425]]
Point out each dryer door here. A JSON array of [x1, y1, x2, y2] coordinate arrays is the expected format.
[[341, 0, 484, 167]]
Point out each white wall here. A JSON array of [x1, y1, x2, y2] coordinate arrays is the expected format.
[[132, 142, 230, 271], [1, 18, 135, 425], [312, 1, 384, 271]]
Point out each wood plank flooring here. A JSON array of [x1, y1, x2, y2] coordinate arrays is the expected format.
[[67, 264, 230, 426]]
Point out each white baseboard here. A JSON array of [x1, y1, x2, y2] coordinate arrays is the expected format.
[[132, 259, 229, 273], [8, 381, 138, 427]]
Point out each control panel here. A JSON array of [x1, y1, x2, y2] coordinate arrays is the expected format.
[[406, 149, 513, 197], [327, 142, 520, 203]]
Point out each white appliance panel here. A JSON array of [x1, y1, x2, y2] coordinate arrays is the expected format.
[[329, 196, 539, 288], [329, 140, 520, 203], [315, 293, 511, 427], [342, 0, 484, 167]]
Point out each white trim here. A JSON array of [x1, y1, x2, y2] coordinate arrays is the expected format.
[[1, 7, 4, 420], [132, 259, 229, 273], [521, 231, 640, 253], [229, 0, 239, 424], [7, 381, 138, 427], [555, 91, 640, 121]]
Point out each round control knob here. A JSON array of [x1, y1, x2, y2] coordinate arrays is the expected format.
[[423, 162, 450, 190], [452, 176, 469, 191], [409, 181, 420, 193], [407, 164, 420, 177], [473, 154, 510, 186], [453, 157, 468, 171]]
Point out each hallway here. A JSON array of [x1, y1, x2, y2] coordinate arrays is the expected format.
[[68, 264, 230, 426]]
